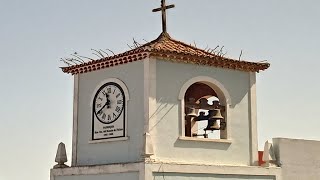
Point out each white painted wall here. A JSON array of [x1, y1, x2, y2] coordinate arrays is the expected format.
[[153, 173, 274, 180], [55, 172, 139, 180], [146, 163, 281, 180], [151, 60, 255, 165], [51, 162, 143, 180], [75, 60, 145, 166], [50, 143, 282, 180], [73, 58, 258, 166], [273, 138, 320, 180], [50, 162, 281, 180]]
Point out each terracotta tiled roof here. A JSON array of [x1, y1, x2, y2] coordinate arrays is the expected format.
[[61, 32, 270, 75]]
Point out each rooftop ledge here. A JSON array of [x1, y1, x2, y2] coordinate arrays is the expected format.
[[178, 136, 232, 143]]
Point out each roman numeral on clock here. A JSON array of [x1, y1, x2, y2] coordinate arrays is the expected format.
[[117, 100, 123, 104], [115, 106, 121, 113]]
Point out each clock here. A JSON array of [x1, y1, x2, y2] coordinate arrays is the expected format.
[[93, 82, 125, 124]]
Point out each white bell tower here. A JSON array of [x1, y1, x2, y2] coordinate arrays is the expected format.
[[50, 1, 282, 180]]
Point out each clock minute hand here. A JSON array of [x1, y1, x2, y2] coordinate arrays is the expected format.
[[97, 103, 108, 114]]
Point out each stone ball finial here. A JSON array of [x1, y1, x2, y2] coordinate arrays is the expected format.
[[53, 142, 69, 168]]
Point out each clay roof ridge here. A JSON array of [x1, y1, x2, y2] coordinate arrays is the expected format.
[[164, 35, 219, 57], [137, 32, 171, 50], [139, 32, 233, 61]]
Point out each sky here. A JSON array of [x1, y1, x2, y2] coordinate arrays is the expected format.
[[0, 0, 319, 180]]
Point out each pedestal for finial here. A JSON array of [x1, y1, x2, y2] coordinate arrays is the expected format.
[[142, 133, 155, 162], [145, 133, 154, 156], [53, 142, 69, 168]]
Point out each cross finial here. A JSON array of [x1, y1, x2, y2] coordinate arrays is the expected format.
[[152, 0, 175, 33]]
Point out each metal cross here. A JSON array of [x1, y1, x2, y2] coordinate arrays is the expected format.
[[152, 0, 175, 33]]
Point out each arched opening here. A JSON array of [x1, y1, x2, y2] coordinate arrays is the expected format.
[[184, 82, 227, 139]]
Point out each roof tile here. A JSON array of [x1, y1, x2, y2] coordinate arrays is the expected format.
[[61, 32, 270, 74]]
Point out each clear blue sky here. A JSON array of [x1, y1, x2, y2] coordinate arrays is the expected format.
[[1, 0, 319, 179]]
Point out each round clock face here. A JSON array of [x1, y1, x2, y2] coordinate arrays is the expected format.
[[93, 82, 125, 124]]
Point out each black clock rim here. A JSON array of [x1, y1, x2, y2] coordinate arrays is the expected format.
[[92, 82, 125, 124]]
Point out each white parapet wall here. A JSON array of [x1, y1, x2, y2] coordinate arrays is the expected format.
[[147, 162, 281, 180], [51, 162, 282, 180], [273, 138, 320, 180], [50, 162, 142, 180]]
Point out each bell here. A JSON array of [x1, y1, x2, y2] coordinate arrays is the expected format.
[[186, 107, 197, 117], [194, 111, 206, 121], [204, 120, 220, 131], [212, 100, 220, 108], [199, 98, 208, 109], [208, 109, 224, 120]]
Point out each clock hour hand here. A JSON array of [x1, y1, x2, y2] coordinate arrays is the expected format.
[[97, 94, 111, 114], [106, 98, 111, 108], [105, 93, 111, 108]]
